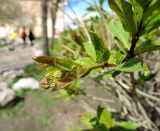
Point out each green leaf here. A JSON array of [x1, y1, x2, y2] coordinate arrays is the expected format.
[[135, 40, 160, 54], [97, 107, 113, 129], [100, 0, 105, 7], [96, 70, 120, 80], [138, 72, 157, 84], [109, 20, 130, 53], [129, 0, 144, 25], [115, 51, 126, 64], [87, 6, 97, 12], [108, 0, 137, 35], [33, 56, 76, 71], [80, 113, 96, 128], [116, 121, 139, 130], [74, 57, 97, 68], [141, 1, 160, 34], [115, 58, 148, 72], [89, 31, 110, 63], [56, 57, 77, 71], [83, 42, 97, 61], [142, 0, 160, 26], [142, 15, 160, 34]]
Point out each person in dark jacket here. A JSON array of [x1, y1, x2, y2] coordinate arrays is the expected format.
[[28, 29, 35, 46]]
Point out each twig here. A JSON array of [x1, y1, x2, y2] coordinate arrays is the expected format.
[[137, 101, 159, 131], [130, 73, 137, 95], [136, 89, 160, 103], [78, 100, 96, 114], [148, 91, 160, 96], [62, 45, 76, 54], [85, 93, 115, 103]]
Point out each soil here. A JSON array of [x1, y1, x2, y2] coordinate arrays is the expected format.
[[0, 78, 120, 131]]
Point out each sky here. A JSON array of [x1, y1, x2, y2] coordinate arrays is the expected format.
[[64, 0, 110, 28], [65, 0, 110, 17]]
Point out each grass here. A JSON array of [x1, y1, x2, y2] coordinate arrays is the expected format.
[[0, 101, 24, 118], [0, 44, 3, 48], [24, 63, 46, 80], [38, 115, 53, 127], [30, 90, 55, 109]]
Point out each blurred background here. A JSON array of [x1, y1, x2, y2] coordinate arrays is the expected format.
[[0, 0, 160, 131]]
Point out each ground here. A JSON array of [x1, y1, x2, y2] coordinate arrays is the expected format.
[[0, 45, 34, 74]]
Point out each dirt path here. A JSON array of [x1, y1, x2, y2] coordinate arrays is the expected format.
[[0, 46, 34, 74], [0, 78, 120, 131]]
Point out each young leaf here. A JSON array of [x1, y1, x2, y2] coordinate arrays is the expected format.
[[116, 121, 139, 130], [33, 56, 55, 65], [74, 57, 97, 67], [109, 20, 130, 53], [129, 0, 144, 25], [80, 113, 96, 128], [135, 40, 160, 55], [138, 72, 157, 84], [97, 107, 113, 129], [89, 31, 110, 63], [115, 58, 148, 72], [56, 58, 77, 71], [83, 42, 97, 61], [142, 1, 160, 26], [96, 70, 120, 80], [33, 56, 77, 71], [115, 51, 125, 64], [142, 15, 160, 34], [141, 1, 160, 34], [108, 0, 137, 35]]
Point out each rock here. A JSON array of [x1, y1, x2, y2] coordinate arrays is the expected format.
[[12, 78, 39, 91], [0, 83, 16, 107], [0, 69, 24, 83]]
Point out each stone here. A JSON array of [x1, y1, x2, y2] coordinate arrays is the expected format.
[[0, 83, 16, 107], [12, 77, 39, 91], [0, 69, 24, 83]]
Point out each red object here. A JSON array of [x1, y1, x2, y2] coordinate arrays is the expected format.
[[21, 30, 27, 38]]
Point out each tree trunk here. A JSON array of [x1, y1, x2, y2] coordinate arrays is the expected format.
[[50, 0, 63, 51], [41, 0, 49, 55], [50, 1, 58, 37]]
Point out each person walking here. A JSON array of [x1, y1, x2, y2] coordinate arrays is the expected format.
[[21, 27, 27, 47], [28, 29, 35, 46]]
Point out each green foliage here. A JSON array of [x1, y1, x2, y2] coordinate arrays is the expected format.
[[83, 41, 97, 61], [95, 70, 119, 80], [115, 58, 148, 73], [74, 57, 97, 68], [80, 107, 138, 131], [97, 106, 113, 129], [100, 0, 105, 7], [108, 0, 137, 35], [137, 72, 157, 85], [38, 116, 52, 127], [129, 0, 144, 25], [24, 64, 45, 80], [89, 31, 110, 63], [115, 121, 139, 130], [135, 40, 160, 55], [109, 20, 130, 53]]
